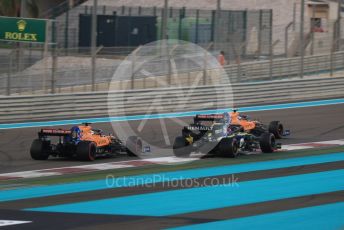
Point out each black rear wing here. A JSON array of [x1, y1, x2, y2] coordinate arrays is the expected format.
[[194, 114, 225, 123], [39, 129, 71, 137]]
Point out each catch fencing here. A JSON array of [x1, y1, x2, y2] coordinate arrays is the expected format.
[[1, 48, 344, 95]]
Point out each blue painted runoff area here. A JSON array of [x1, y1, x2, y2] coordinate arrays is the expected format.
[[26, 169, 344, 216], [0, 152, 344, 202], [168, 202, 344, 230], [0, 98, 343, 130]]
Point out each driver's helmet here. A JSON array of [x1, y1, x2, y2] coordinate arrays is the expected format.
[[70, 126, 82, 140]]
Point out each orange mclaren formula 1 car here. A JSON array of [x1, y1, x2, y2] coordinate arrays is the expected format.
[[229, 109, 290, 139], [30, 123, 145, 161]]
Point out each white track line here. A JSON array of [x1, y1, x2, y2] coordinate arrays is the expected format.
[[0, 220, 32, 227], [0, 140, 343, 181]]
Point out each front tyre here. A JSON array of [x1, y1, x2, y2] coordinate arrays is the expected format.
[[260, 133, 276, 153], [126, 136, 142, 157], [30, 139, 50, 160], [269, 121, 284, 139], [218, 137, 239, 158], [76, 141, 96, 161]]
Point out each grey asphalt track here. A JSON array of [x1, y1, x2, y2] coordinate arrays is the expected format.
[[0, 104, 344, 173], [0, 103, 343, 173], [0, 104, 343, 229]]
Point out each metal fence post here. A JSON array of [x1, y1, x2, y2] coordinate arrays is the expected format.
[[269, 9, 273, 59], [7, 52, 12, 96], [203, 44, 213, 84], [230, 41, 241, 82], [131, 53, 134, 89], [131, 46, 141, 89], [160, 9, 164, 39], [43, 20, 49, 93], [211, 10, 215, 42], [91, 0, 98, 91], [237, 44, 243, 83], [195, 9, 199, 44], [285, 22, 293, 57], [214, 0, 221, 46], [330, 21, 338, 76], [242, 10, 247, 58], [64, 3, 70, 50], [162, 0, 169, 40], [203, 50, 207, 85], [178, 8, 184, 40], [330, 43, 334, 77], [269, 43, 273, 80], [51, 20, 57, 94], [299, 0, 305, 78], [51, 47, 57, 94], [153, 6, 157, 16], [168, 45, 172, 86], [310, 4, 315, 55], [337, 0, 341, 51], [270, 40, 280, 80], [168, 44, 177, 86], [293, 2, 296, 31], [257, 9, 263, 58]]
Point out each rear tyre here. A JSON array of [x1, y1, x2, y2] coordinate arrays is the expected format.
[[76, 141, 96, 161], [126, 136, 142, 157], [269, 121, 284, 139], [173, 136, 191, 157], [218, 137, 239, 158], [30, 139, 50, 160], [260, 133, 276, 153]]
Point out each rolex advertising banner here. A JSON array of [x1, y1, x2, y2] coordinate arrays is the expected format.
[[0, 16, 47, 43]]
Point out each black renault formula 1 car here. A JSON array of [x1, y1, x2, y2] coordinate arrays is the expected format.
[[173, 113, 285, 158]]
